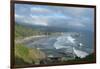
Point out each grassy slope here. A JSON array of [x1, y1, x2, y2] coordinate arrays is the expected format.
[[15, 23, 43, 39], [15, 23, 59, 39], [15, 23, 31, 38], [15, 23, 46, 66], [15, 44, 46, 65]]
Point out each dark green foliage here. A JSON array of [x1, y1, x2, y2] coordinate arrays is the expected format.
[[15, 56, 34, 66], [15, 23, 36, 39], [15, 23, 60, 39], [63, 53, 95, 63]]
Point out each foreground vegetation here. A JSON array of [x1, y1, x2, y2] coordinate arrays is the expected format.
[[15, 23, 47, 66], [59, 53, 96, 65], [15, 44, 46, 66]]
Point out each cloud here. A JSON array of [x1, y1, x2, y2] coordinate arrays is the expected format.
[[68, 22, 85, 28], [15, 4, 94, 31], [66, 7, 87, 15], [32, 19, 48, 26], [31, 7, 51, 13], [31, 15, 48, 26], [67, 19, 86, 28], [30, 13, 69, 26], [15, 14, 24, 18], [31, 13, 68, 19]]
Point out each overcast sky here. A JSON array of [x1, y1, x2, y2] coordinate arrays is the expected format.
[[15, 4, 94, 32]]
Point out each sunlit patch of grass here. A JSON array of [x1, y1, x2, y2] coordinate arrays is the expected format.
[[15, 43, 46, 65]]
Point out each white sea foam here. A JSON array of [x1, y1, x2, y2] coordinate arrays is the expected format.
[[67, 36, 75, 44], [53, 33, 89, 58], [54, 34, 76, 49], [73, 47, 88, 58]]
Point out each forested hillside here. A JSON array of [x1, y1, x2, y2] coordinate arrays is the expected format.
[[15, 23, 42, 39]]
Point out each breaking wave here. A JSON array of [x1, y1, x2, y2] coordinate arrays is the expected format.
[[53, 33, 92, 58]]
